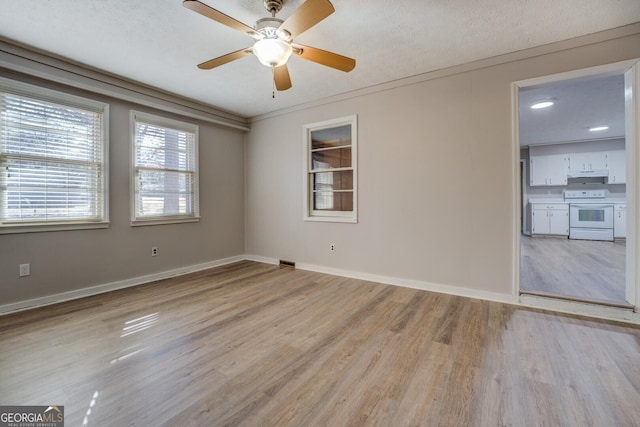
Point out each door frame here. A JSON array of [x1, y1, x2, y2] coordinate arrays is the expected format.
[[520, 159, 527, 234], [511, 58, 640, 311]]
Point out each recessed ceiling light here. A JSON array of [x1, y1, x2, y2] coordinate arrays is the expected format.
[[589, 126, 609, 132], [530, 101, 554, 109]]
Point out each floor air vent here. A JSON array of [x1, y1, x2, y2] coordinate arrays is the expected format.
[[279, 260, 296, 268]]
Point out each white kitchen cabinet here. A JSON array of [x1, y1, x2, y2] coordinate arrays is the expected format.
[[568, 151, 608, 172], [608, 150, 626, 184], [531, 203, 569, 236], [589, 151, 609, 170], [614, 204, 626, 238], [530, 154, 568, 186], [530, 156, 546, 186]]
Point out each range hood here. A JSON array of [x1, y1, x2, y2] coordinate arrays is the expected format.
[[566, 169, 609, 178]]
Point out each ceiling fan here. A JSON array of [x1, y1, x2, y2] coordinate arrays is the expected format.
[[183, 0, 356, 92]]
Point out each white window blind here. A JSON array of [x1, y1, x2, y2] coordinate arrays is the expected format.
[[0, 80, 108, 229], [132, 112, 199, 223]]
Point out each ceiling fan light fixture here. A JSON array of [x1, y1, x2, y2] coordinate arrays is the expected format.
[[253, 38, 293, 67], [184, 0, 355, 92]]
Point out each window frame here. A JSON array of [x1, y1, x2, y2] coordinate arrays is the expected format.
[[303, 115, 358, 223], [0, 77, 109, 234], [130, 110, 200, 226]]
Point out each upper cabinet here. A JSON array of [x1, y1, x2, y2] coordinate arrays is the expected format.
[[568, 151, 608, 172], [530, 154, 568, 186], [528, 144, 625, 187], [608, 150, 626, 184]]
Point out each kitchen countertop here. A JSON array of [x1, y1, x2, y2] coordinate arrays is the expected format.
[[528, 198, 565, 204], [529, 198, 626, 204]]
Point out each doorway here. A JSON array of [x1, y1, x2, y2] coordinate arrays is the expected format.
[[514, 61, 639, 309]]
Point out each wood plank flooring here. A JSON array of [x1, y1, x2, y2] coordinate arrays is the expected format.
[[520, 235, 628, 306], [1, 261, 640, 426]]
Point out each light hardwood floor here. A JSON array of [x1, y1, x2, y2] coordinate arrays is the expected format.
[[1, 261, 640, 426], [520, 235, 628, 306]]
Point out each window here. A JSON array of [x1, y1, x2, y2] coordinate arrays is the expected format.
[[0, 77, 109, 233], [131, 111, 199, 225], [303, 115, 357, 223]]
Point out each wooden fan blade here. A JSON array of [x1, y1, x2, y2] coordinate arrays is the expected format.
[[273, 65, 292, 91], [292, 44, 356, 72], [183, 0, 259, 38], [279, 0, 334, 38], [198, 48, 252, 70]]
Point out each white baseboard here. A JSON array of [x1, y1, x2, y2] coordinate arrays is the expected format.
[[3, 254, 638, 325], [296, 262, 639, 324], [244, 254, 279, 265], [0, 255, 245, 315], [295, 262, 519, 305], [296, 263, 640, 324]]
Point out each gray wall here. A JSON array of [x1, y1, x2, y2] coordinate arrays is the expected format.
[[0, 73, 246, 306], [2, 26, 639, 309], [245, 29, 640, 296]]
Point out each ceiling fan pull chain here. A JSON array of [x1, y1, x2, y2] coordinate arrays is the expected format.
[[272, 68, 276, 98]]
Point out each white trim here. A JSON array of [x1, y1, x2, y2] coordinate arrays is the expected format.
[[295, 262, 519, 306], [512, 59, 640, 312], [0, 255, 245, 316], [244, 254, 279, 265], [626, 62, 640, 309], [0, 221, 109, 235], [252, 23, 640, 124], [0, 41, 250, 131], [130, 110, 200, 225], [520, 159, 527, 234], [296, 261, 640, 324], [0, 76, 110, 233], [303, 215, 358, 224], [514, 59, 639, 90], [130, 217, 200, 227], [303, 115, 358, 223], [511, 83, 522, 299], [519, 294, 640, 324], [3, 255, 640, 325]]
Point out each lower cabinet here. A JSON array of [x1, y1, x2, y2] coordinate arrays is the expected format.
[[531, 203, 569, 236], [614, 204, 626, 239]]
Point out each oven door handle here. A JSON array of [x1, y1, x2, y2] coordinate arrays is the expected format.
[[570, 204, 613, 209]]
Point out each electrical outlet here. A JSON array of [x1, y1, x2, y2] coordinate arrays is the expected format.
[[151, 247, 158, 257], [19, 263, 30, 277], [330, 243, 335, 252]]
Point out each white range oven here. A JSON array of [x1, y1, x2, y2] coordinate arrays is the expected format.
[[564, 190, 614, 241]]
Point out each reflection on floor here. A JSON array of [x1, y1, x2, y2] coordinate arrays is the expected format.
[[520, 235, 628, 306]]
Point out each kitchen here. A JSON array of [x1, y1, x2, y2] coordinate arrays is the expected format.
[[519, 73, 629, 307]]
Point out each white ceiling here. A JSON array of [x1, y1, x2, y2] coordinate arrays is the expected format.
[[519, 74, 626, 147], [0, 0, 639, 119]]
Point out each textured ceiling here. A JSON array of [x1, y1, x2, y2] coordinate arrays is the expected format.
[[0, 0, 639, 119]]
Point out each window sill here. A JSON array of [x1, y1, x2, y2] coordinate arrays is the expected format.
[[131, 217, 200, 227], [0, 221, 110, 234], [304, 215, 357, 224]]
